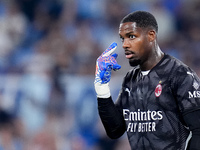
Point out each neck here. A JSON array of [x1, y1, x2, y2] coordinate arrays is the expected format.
[[140, 45, 164, 71]]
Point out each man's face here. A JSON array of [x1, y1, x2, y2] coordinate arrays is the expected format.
[[119, 22, 152, 67]]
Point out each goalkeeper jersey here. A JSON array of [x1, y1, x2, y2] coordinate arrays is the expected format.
[[115, 54, 200, 150]]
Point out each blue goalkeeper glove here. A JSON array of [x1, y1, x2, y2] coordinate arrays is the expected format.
[[94, 42, 121, 98]]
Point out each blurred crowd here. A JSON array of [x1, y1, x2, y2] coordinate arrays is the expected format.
[[0, 0, 200, 150]]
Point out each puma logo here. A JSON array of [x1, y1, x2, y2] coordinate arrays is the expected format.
[[187, 71, 194, 78], [125, 88, 131, 96]]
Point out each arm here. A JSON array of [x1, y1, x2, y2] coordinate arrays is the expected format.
[[94, 43, 125, 139], [183, 109, 200, 150], [98, 97, 126, 139], [172, 67, 200, 150]]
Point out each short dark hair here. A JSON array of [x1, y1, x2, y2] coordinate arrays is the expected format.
[[120, 11, 158, 33]]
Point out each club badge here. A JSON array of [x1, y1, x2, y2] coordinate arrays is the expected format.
[[193, 80, 199, 90], [155, 81, 162, 97]]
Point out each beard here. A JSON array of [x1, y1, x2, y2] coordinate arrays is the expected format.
[[129, 58, 141, 67]]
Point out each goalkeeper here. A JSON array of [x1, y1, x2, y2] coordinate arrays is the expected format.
[[94, 11, 200, 150]]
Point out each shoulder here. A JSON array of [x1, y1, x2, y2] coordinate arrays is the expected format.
[[167, 54, 197, 78], [164, 54, 200, 89], [154, 54, 192, 76], [121, 66, 140, 86], [125, 66, 140, 80]]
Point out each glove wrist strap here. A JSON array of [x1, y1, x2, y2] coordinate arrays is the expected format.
[[94, 82, 111, 98]]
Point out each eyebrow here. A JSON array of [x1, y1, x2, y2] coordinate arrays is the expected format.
[[125, 31, 135, 34], [119, 30, 136, 37]]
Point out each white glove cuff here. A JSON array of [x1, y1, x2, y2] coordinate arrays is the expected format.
[[94, 82, 111, 98]]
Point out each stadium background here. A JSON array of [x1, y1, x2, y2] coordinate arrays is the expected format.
[[0, 0, 200, 149]]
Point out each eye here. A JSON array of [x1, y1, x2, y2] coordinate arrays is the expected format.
[[129, 35, 136, 39], [120, 37, 124, 42]]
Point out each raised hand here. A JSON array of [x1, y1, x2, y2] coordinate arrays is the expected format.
[[95, 42, 121, 84]]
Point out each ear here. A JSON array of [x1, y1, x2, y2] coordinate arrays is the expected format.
[[148, 30, 156, 42]]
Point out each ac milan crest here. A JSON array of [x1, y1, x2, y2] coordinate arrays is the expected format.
[[155, 83, 162, 97]]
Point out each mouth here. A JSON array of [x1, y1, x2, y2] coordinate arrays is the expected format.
[[125, 50, 135, 59]]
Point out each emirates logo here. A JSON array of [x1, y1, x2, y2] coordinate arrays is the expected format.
[[155, 83, 162, 97]]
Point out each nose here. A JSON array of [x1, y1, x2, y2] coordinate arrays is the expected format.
[[122, 39, 130, 49]]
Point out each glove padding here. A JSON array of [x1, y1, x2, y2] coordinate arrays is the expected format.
[[94, 42, 121, 98], [95, 42, 121, 84]]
